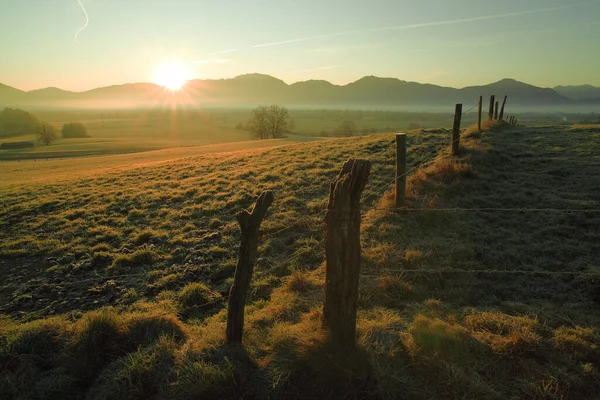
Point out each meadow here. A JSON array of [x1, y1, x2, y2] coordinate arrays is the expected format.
[[1, 106, 578, 162], [1, 119, 600, 399]]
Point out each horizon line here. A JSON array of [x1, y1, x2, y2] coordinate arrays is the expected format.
[[2, 75, 596, 94]]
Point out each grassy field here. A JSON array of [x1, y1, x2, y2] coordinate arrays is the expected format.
[[1, 107, 590, 162], [1, 121, 599, 399], [0, 109, 256, 160]]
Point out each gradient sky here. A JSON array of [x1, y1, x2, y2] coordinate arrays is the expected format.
[[1, 0, 599, 91]]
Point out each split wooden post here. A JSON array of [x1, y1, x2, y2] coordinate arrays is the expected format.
[[324, 158, 371, 352], [494, 101, 499, 120], [395, 133, 406, 208], [499, 96, 508, 120], [488, 95, 495, 120], [452, 103, 462, 155], [477, 95, 483, 132], [226, 191, 274, 344]]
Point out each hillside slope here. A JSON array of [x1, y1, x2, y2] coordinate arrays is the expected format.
[[1, 124, 600, 399]]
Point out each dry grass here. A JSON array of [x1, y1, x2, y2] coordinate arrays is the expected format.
[[2, 122, 600, 399]]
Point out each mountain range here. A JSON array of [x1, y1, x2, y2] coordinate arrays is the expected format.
[[1, 75, 599, 111]]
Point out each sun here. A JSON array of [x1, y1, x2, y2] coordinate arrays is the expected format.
[[152, 60, 194, 91]]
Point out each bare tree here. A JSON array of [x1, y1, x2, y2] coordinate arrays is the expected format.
[[266, 105, 289, 138], [337, 120, 357, 137], [37, 122, 57, 146], [249, 105, 289, 139], [250, 106, 269, 139]]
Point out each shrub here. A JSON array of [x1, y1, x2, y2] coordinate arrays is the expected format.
[[61, 122, 88, 138]]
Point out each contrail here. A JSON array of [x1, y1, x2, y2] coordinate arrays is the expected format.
[[208, 0, 598, 55], [74, 0, 89, 42]]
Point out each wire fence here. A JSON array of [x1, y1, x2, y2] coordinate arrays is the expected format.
[[2, 102, 591, 300]]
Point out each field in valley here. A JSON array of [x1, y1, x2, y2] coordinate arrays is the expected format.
[[1, 121, 600, 399], [2, 107, 581, 162]]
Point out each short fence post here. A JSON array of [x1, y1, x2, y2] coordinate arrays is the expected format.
[[452, 103, 462, 155], [499, 95, 507, 120], [395, 133, 406, 208], [477, 95, 482, 132], [494, 101, 499, 120], [324, 158, 371, 352], [226, 191, 274, 344], [488, 95, 495, 120]]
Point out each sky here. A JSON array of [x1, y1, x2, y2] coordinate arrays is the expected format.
[[1, 0, 599, 91]]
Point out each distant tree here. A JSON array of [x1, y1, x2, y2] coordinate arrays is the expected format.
[[337, 120, 357, 137], [37, 122, 57, 146], [0, 108, 39, 138], [62, 122, 88, 138], [250, 106, 269, 139], [249, 105, 289, 139], [266, 105, 289, 138]]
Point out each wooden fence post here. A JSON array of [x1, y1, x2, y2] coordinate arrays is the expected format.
[[488, 95, 495, 120], [499, 95, 507, 120], [452, 103, 462, 155], [324, 158, 371, 352], [395, 133, 406, 207], [494, 101, 499, 120], [477, 95, 482, 132], [226, 191, 274, 344]]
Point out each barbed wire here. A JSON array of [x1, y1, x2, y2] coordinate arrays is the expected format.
[[361, 268, 600, 278], [370, 207, 600, 213]]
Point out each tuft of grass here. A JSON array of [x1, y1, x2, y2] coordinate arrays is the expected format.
[[177, 283, 221, 318], [70, 310, 126, 381], [125, 313, 186, 346], [86, 337, 177, 400], [110, 247, 160, 269]]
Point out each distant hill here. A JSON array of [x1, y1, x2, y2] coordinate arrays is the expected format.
[[554, 85, 600, 101], [0, 74, 592, 110]]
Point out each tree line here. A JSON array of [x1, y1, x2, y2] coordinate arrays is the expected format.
[[0, 108, 88, 146]]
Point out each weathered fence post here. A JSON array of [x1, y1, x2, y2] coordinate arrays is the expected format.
[[395, 133, 406, 207], [488, 95, 495, 120], [324, 158, 371, 351], [494, 101, 499, 120], [499, 95, 507, 120], [226, 191, 274, 344], [452, 103, 462, 155], [477, 95, 482, 132]]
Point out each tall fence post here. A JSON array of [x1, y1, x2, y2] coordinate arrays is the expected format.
[[499, 95, 508, 120], [488, 95, 495, 120], [324, 158, 371, 352], [452, 103, 462, 155], [494, 101, 499, 120], [395, 133, 406, 208], [226, 191, 274, 344], [477, 95, 482, 132]]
